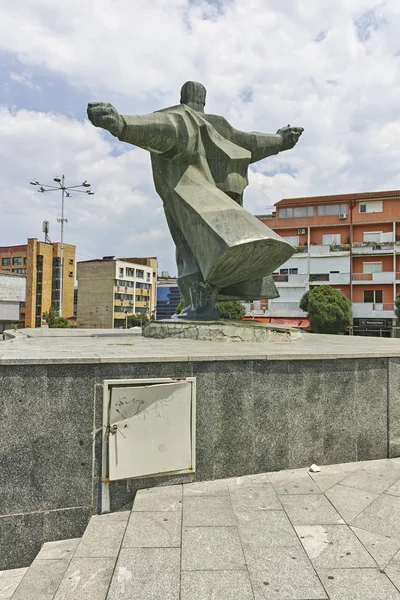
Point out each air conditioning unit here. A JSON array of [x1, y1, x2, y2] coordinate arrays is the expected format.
[[298, 228, 306, 234], [339, 213, 347, 220]]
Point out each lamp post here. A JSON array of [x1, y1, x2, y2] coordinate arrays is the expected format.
[[30, 175, 94, 316]]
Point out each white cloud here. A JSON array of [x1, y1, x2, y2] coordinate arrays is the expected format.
[[0, 0, 400, 272]]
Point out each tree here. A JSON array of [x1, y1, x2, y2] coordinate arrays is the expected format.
[[127, 313, 149, 328], [395, 295, 400, 325], [300, 285, 352, 334], [175, 299, 245, 320], [43, 305, 70, 328]]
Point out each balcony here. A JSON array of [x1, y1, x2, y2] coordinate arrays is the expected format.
[[351, 242, 400, 255], [309, 273, 350, 285], [352, 303, 395, 318], [272, 274, 308, 286], [352, 272, 395, 284], [264, 301, 307, 318]]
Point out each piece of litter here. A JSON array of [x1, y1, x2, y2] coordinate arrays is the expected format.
[[309, 464, 321, 473]]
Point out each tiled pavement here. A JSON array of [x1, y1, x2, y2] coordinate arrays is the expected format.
[[3, 458, 400, 599]]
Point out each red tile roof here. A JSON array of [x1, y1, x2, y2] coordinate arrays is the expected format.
[[275, 190, 400, 207]]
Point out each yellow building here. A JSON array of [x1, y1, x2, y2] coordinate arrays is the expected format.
[[0, 238, 76, 327], [77, 256, 158, 328]]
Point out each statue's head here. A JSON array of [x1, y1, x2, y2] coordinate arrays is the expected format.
[[180, 81, 206, 113]]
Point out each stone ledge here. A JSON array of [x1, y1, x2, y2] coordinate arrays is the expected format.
[[142, 320, 302, 343]]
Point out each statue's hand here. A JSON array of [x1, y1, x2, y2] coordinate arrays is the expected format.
[[87, 102, 125, 138], [276, 125, 304, 151]]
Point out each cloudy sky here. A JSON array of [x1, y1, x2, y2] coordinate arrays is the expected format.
[[0, 0, 399, 274]]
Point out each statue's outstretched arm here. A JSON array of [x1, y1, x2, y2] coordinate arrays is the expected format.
[[227, 123, 304, 164], [87, 102, 182, 155]]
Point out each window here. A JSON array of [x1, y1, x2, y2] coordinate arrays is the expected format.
[[280, 268, 298, 275], [2, 258, 10, 266], [359, 201, 383, 214], [364, 290, 383, 303], [126, 267, 135, 277], [119, 267, 124, 277], [363, 231, 382, 243], [322, 233, 341, 245], [278, 206, 314, 219], [116, 279, 134, 287], [115, 293, 134, 301], [317, 204, 348, 216], [136, 269, 144, 278], [147, 272, 151, 282], [12, 257, 22, 265], [136, 282, 150, 289], [24, 257, 27, 265], [12, 268, 27, 274], [283, 235, 299, 246], [363, 262, 382, 273]]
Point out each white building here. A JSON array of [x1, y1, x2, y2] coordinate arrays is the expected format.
[[0, 272, 26, 332]]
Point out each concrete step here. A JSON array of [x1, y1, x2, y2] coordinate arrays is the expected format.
[[0, 567, 28, 599], [8, 511, 130, 600]]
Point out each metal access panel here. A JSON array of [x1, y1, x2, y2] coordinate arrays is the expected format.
[[103, 378, 196, 481]]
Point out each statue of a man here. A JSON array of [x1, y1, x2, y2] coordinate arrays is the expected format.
[[88, 81, 303, 319]]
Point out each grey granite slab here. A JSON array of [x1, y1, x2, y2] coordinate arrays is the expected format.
[[53, 557, 115, 600], [236, 510, 299, 547], [181, 527, 245, 570], [230, 484, 282, 512], [309, 461, 365, 492], [317, 568, 400, 599], [122, 511, 181, 548], [339, 459, 400, 495], [351, 526, 400, 569], [0, 568, 27, 600], [296, 524, 377, 568], [280, 493, 344, 525], [183, 480, 229, 497], [183, 496, 236, 527], [244, 545, 327, 600], [74, 512, 129, 558], [11, 559, 70, 600], [351, 493, 400, 538], [132, 485, 183, 512], [107, 547, 180, 600], [325, 483, 380, 521], [36, 538, 80, 561], [180, 570, 253, 600], [268, 469, 322, 495]]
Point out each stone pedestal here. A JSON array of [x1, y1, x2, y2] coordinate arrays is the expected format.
[[142, 320, 302, 342]]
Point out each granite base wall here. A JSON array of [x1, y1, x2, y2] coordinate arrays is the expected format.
[[0, 356, 398, 569]]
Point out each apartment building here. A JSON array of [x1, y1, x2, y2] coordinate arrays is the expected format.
[[0, 272, 26, 332], [0, 239, 76, 327], [254, 190, 400, 335], [77, 256, 157, 328], [157, 271, 181, 319]]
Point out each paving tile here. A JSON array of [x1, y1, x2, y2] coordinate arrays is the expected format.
[[317, 568, 400, 599], [236, 510, 299, 547], [12, 559, 70, 600], [268, 469, 322, 495], [0, 568, 28, 600], [132, 485, 183, 512], [180, 570, 254, 600], [54, 557, 115, 600], [227, 473, 271, 487], [107, 547, 180, 600], [309, 461, 365, 492], [386, 567, 400, 594], [183, 496, 236, 526], [74, 513, 129, 558], [325, 483, 379, 521], [385, 479, 400, 497], [122, 511, 181, 547], [280, 493, 344, 525], [351, 493, 400, 538], [36, 538, 80, 561], [230, 484, 282, 512], [296, 525, 377, 568], [351, 526, 400, 569], [244, 546, 327, 600], [181, 527, 245, 570], [183, 480, 229, 496], [339, 460, 400, 495]]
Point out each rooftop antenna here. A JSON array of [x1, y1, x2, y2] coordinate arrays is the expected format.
[[42, 220, 51, 244]]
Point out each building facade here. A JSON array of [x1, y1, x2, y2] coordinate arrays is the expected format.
[[156, 272, 181, 319], [0, 239, 76, 327], [254, 190, 400, 335], [77, 257, 157, 328], [0, 272, 26, 332]]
